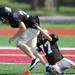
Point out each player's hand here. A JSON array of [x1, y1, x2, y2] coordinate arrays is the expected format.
[[8, 37, 14, 43]]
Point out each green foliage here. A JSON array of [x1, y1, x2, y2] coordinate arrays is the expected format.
[[0, 0, 30, 11], [0, 0, 75, 16], [28, 9, 53, 16], [59, 6, 75, 14], [63, 0, 75, 3]]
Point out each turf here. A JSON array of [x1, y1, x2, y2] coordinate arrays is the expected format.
[[0, 23, 75, 28], [0, 64, 45, 75], [0, 64, 75, 75], [0, 35, 75, 47], [41, 23, 75, 29], [0, 35, 16, 47], [58, 35, 75, 47]]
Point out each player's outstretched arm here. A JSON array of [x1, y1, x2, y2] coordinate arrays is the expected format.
[[9, 22, 26, 43], [36, 25, 52, 41]]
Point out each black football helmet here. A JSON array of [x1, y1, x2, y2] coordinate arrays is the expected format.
[[0, 6, 12, 23], [49, 34, 59, 43]]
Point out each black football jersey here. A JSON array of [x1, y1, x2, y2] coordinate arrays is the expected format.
[[0, 6, 40, 28], [37, 39, 64, 65]]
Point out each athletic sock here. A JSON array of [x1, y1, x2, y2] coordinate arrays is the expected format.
[[32, 57, 36, 60]]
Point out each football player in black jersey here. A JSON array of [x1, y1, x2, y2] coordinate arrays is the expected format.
[[0, 6, 52, 72], [37, 30, 75, 74]]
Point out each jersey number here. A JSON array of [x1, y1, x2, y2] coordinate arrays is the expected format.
[[40, 41, 52, 55]]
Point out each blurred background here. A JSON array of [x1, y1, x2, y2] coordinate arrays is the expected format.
[[0, 0, 75, 16]]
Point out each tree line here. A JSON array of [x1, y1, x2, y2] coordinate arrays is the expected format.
[[11, 0, 75, 10]]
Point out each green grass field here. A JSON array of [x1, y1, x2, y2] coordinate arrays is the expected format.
[[0, 23, 75, 75], [0, 64, 75, 75], [0, 35, 75, 47], [0, 64, 45, 75]]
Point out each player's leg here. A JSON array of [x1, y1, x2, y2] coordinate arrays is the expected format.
[[17, 40, 40, 71], [32, 53, 60, 74], [16, 28, 40, 68], [53, 58, 75, 74], [58, 58, 75, 69], [52, 64, 62, 74], [34, 52, 48, 65], [30, 37, 56, 73], [63, 58, 75, 68], [29, 43, 53, 73], [36, 53, 59, 75], [30, 50, 51, 71], [18, 43, 36, 59], [28, 37, 48, 71], [26, 28, 41, 70], [16, 28, 37, 59]]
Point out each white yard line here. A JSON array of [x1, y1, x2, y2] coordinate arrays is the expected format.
[[60, 47, 75, 50], [0, 47, 19, 50], [0, 47, 75, 50], [0, 62, 30, 64]]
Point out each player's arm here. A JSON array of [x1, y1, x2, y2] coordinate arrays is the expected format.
[[36, 25, 52, 41], [9, 21, 26, 43], [13, 22, 26, 38]]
